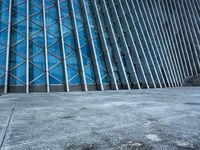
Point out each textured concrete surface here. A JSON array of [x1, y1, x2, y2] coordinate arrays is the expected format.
[[0, 87, 200, 150]]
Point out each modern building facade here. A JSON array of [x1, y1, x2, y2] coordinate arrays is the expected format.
[[0, 0, 200, 93]]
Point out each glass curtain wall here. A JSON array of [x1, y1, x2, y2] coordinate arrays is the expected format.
[[0, 0, 199, 93]]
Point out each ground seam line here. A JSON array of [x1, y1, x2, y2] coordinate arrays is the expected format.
[[0, 101, 17, 150]]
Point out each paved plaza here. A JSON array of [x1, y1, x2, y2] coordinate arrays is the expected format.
[[0, 87, 200, 150]]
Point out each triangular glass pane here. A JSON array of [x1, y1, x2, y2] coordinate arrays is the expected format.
[[64, 34, 75, 48], [11, 41, 26, 57], [30, 52, 45, 70], [0, 51, 6, 68], [0, 22, 7, 31], [30, 4, 41, 15], [49, 76, 60, 84], [10, 31, 25, 44], [29, 64, 43, 81], [67, 54, 79, 70], [47, 23, 59, 36], [49, 64, 64, 84], [81, 45, 90, 58], [0, 30, 8, 44], [30, 13, 43, 26], [30, 74, 46, 84], [67, 66, 78, 79], [48, 42, 62, 56], [48, 53, 60, 68], [9, 51, 25, 68], [69, 75, 80, 84], [0, 76, 5, 85], [10, 63, 26, 84], [13, 2, 26, 14], [31, 32, 44, 46], [79, 37, 86, 46]]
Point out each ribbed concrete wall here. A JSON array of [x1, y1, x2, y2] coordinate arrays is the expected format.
[[0, 0, 199, 93]]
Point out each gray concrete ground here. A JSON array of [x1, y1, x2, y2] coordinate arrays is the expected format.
[[0, 87, 200, 150]]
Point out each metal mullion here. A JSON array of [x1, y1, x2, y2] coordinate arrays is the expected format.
[[155, 0, 180, 86], [195, 0, 200, 14], [169, 0, 190, 78], [159, 0, 182, 86], [117, 0, 149, 89], [109, 0, 140, 89], [164, 0, 185, 83], [172, 0, 193, 77], [191, 0, 200, 42], [150, 0, 177, 87], [42, 0, 50, 92], [177, 1, 198, 75], [128, 0, 157, 88], [135, 0, 166, 88], [131, 1, 162, 88], [26, 0, 29, 93], [69, 0, 87, 91], [142, 0, 173, 87], [81, 0, 105, 91], [4, 0, 12, 93], [192, 0, 200, 65], [139, 0, 168, 87], [184, 0, 200, 73], [100, 0, 130, 89]]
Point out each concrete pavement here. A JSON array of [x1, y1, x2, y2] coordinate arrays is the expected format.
[[0, 87, 200, 150]]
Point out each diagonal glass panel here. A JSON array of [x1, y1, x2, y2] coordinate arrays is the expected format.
[[29, 0, 46, 85], [45, 0, 65, 85]]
